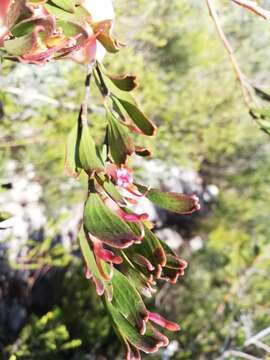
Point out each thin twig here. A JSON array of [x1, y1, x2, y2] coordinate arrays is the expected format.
[[231, 0, 270, 20], [252, 340, 270, 353], [245, 326, 270, 346], [216, 349, 262, 360], [205, 0, 255, 106]]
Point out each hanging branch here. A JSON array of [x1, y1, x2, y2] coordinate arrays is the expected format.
[[231, 0, 270, 20], [205, 0, 255, 106]]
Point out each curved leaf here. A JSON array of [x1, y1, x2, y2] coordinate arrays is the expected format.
[[107, 110, 135, 165], [83, 193, 139, 248], [79, 123, 104, 173], [135, 184, 200, 214]]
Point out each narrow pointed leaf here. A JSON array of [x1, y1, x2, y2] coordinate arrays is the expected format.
[[97, 176, 126, 206], [65, 123, 82, 178], [107, 110, 135, 165], [135, 184, 200, 214], [106, 300, 168, 354], [83, 194, 139, 248], [96, 66, 156, 136], [79, 123, 104, 173], [111, 269, 148, 333], [115, 97, 157, 136]]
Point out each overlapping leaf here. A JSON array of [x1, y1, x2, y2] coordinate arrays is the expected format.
[[107, 110, 135, 165], [83, 193, 140, 248], [95, 65, 157, 136]]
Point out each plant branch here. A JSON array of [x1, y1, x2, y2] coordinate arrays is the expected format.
[[216, 350, 262, 360], [245, 326, 270, 347], [231, 0, 270, 20], [205, 0, 255, 106], [81, 63, 94, 125]]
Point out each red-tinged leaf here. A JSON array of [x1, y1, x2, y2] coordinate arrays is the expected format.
[[148, 312, 180, 332], [160, 267, 183, 284], [135, 146, 152, 157], [79, 233, 112, 298], [106, 300, 168, 356], [125, 223, 166, 269], [122, 263, 157, 299], [108, 74, 138, 92], [6, 0, 30, 32], [135, 184, 200, 214], [93, 20, 124, 53], [83, 193, 140, 249], [96, 175, 127, 206], [159, 238, 188, 271], [107, 110, 135, 165], [125, 341, 141, 360]]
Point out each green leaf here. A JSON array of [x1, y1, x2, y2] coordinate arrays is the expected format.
[[45, 3, 90, 27], [106, 300, 168, 354], [4, 33, 35, 56], [114, 96, 157, 136], [11, 19, 36, 37], [79, 123, 104, 173], [135, 184, 200, 214], [65, 123, 82, 178], [50, 0, 76, 13], [126, 223, 166, 269], [107, 110, 135, 165], [111, 269, 148, 333], [83, 193, 139, 248], [96, 66, 156, 136], [96, 176, 126, 206]]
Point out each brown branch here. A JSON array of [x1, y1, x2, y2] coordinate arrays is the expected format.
[[205, 0, 255, 106], [231, 0, 270, 20]]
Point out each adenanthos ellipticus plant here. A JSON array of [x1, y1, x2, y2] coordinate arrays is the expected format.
[[0, 1, 202, 359]]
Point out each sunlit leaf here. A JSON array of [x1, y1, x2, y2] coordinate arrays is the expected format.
[[135, 184, 200, 214], [83, 193, 139, 248]]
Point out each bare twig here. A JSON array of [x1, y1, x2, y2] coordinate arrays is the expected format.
[[252, 340, 270, 353], [205, 0, 255, 106], [216, 349, 262, 360], [245, 326, 270, 347], [231, 0, 270, 20]]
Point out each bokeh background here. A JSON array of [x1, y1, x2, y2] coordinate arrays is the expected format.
[[1, 1, 270, 359]]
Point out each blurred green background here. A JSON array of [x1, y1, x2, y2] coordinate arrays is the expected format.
[[0, 1, 270, 359]]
